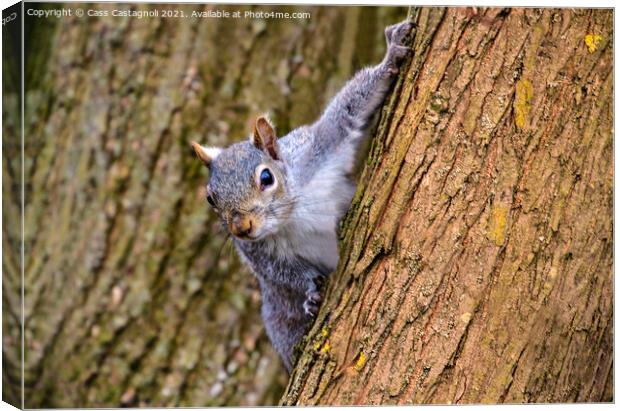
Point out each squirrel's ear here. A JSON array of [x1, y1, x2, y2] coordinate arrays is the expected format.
[[191, 142, 221, 168], [252, 116, 280, 160]]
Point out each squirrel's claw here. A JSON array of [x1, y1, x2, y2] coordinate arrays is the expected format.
[[303, 291, 322, 317], [303, 301, 318, 317]]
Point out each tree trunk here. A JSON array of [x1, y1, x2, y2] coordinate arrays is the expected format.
[[282, 7, 613, 405], [2, 3, 408, 407]]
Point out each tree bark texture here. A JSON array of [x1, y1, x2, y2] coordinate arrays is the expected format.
[[282, 7, 613, 405], [1, 3, 408, 407]]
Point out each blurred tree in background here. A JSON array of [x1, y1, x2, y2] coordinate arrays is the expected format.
[[2, 2, 408, 407]]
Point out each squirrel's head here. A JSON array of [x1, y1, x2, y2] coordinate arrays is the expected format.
[[192, 116, 292, 241]]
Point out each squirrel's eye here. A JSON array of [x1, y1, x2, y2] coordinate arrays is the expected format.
[[206, 194, 216, 207], [260, 168, 274, 189]]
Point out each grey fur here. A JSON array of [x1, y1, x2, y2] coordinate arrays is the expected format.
[[196, 20, 414, 371]]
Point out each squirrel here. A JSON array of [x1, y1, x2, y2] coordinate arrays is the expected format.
[[192, 20, 414, 371]]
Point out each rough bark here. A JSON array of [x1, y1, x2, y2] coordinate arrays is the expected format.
[[282, 7, 613, 405], [1, 3, 408, 407]]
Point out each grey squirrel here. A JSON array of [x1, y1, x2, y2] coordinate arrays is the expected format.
[[192, 20, 414, 371]]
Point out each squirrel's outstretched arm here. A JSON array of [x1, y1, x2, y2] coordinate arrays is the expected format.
[[310, 21, 413, 163]]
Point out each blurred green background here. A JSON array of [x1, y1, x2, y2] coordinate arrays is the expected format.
[[2, 2, 407, 407]]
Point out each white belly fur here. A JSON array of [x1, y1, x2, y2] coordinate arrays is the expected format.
[[266, 158, 356, 271]]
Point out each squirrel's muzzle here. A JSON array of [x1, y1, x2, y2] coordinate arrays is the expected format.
[[230, 214, 254, 239]]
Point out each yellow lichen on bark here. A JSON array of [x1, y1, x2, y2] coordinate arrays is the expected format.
[[584, 33, 603, 53], [514, 79, 534, 129], [320, 342, 332, 354], [354, 352, 366, 371], [487, 205, 509, 246]]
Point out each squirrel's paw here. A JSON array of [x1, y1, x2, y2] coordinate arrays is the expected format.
[[385, 20, 415, 46], [384, 20, 415, 75], [303, 291, 322, 317]]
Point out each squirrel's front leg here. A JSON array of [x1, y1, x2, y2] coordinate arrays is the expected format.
[[312, 20, 414, 150]]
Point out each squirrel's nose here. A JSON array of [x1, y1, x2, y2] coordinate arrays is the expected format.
[[230, 214, 253, 238]]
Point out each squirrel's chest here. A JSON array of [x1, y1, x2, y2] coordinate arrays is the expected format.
[[266, 225, 339, 272], [271, 165, 355, 272]]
